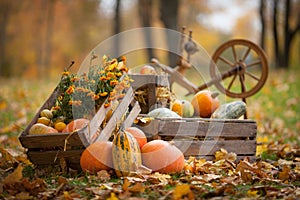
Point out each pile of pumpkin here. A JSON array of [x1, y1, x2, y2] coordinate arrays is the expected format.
[[28, 109, 90, 135], [149, 90, 247, 120], [80, 126, 185, 176]]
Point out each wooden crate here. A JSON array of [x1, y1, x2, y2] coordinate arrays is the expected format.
[[19, 86, 141, 170], [129, 74, 170, 114], [134, 117, 257, 162]]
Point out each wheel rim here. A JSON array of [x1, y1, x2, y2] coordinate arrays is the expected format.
[[210, 39, 268, 99]]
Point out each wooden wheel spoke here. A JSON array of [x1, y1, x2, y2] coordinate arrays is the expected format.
[[247, 60, 262, 68], [218, 56, 235, 67], [245, 71, 260, 81], [227, 73, 237, 91], [242, 47, 251, 62], [232, 45, 237, 62], [239, 74, 247, 92]]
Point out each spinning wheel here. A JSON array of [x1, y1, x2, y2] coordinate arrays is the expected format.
[[210, 39, 268, 99]]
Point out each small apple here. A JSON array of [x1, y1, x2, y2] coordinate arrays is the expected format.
[[140, 65, 156, 75]]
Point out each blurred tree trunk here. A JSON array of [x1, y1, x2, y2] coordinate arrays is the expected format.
[[114, 0, 121, 57], [272, 0, 300, 68], [159, 0, 179, 67], [259, 0, 266, 50], [272, 0, 281, 68], [138, 0, 155, 61], [44, 0, 56, 72], [0, 0, 12, 77]]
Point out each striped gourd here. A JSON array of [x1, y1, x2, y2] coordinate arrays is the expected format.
[[112, 128, 142, 177]]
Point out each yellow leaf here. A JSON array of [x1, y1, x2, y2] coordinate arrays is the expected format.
[[173, 184, 194, 200], [247, 189, 259, 197], [2, 165, 23, 185], [107, 192, 119, 200]]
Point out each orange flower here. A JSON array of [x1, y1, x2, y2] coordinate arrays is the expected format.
[[66, 85, 75, 94], [87, 91, 95, 97], [107, 72, 114, 78], [119, 55, 126, 63], [71, 77, 80, 82], [118, 93, 125, 99], [104, 102, 111, 108], [52, 105, 60, 110], [110, 79, 119, 86], [92, 94, 100, 101], [108, 96, 116, 101], [100, 76, 107, 81], [69, 100, 82, 106]]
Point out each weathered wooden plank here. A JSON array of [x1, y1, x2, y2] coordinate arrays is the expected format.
[[94, 87, 134, 142], [135, 118, 256, 138], [173, 140, 256, 156], [19, 131, 86, 149], [158, 120, 257, 137], [129, 74, 169, 90], [123, 100, 141, 129], [27, 149, 83, 167]]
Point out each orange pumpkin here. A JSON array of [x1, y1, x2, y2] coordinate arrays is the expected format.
[[63, 118, 90, 133], [125, 127, 147, 149], [191, 90, 220, 118], [80, 141, 113, 174], [141, 140, 185, 173]]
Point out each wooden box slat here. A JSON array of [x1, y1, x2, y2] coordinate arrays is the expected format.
[[27, 150, 83, 169], [135, 118, 257, 161], [129, 74, 170, 90], [173, 140, 256, 156]]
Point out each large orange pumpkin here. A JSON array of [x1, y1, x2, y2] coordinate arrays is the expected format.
[[125, 127, 147, 149], [191, 90, 220, 118], [63, 118, 90, 132], [141, 140, 185, 173], [80, 141, 113, 174]]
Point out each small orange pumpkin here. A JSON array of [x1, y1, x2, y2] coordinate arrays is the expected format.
[[80, 141, 113, 174], [191, 90, 220, 118], [125, 127, 147, 149], [63, 118, 90, 133], [171, 99, 194, 118], [141, 140, 185, 173]]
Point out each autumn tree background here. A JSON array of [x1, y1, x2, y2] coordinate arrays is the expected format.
[[0, 0, 299, 78]]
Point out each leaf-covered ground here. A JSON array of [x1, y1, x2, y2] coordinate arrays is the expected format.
[[0, 68, 299, 199]]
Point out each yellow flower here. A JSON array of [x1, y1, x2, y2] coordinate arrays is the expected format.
[[115, 72, 123, 77], [62, 71, 70, 76], [110, 90, 117, 97], [107, 59, 118, 71], [58, 95, 63, 101], [99, 92, 108, 97], [66, 85, 75, 94]]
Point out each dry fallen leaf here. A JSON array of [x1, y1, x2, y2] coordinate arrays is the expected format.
[[173, 184, 194, 200], [2, 164, 23, 185]]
